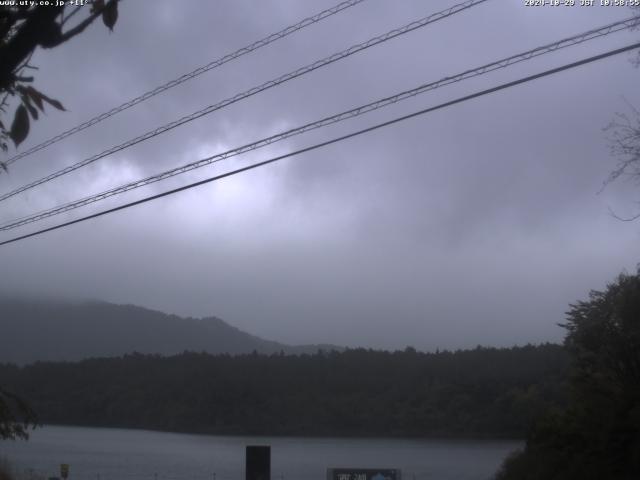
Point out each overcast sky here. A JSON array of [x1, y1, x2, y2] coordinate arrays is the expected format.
[[0, 0, 638, 351]]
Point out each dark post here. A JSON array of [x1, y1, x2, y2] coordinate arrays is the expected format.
[[246, 445, 270, 480]]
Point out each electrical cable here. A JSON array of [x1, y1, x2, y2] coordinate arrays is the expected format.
[[4, 0, 368, 166], [1, 15, 637, 232], [2, 41, 638, 247], [0, 0, 489, 202]]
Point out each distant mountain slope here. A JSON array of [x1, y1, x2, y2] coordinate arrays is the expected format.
[[0, 298, 340, 364]]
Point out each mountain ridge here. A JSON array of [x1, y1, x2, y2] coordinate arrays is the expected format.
[[0, 298, 342, 364]]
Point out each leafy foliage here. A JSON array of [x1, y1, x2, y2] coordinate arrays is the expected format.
[[0, 0, 119, 169], [0, 344, 567, 438], [0, 387, 37, 440], [496, 269, 640, 480]]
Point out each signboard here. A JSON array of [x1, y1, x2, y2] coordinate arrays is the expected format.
[[327, 469, 400, 480], [60, 464, 69, 480]]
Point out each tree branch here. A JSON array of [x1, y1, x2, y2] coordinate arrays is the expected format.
[[60, 4, 83, 27], [58, 0, 117, 43], [0, 6, 63, 89]]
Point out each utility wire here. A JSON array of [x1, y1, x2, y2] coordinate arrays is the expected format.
[[2, 41, 638, 248], [0, 0, 489, 203], [1, 15, 637, 232], [4, 0, 368, 167]]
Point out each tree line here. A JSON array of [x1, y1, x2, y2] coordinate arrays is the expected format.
[[0, 343, 567, 438]]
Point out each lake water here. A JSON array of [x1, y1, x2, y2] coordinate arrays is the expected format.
[[0, 426, 520, 480]]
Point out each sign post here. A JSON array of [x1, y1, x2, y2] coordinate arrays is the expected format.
[[246, 445, 270, 480]]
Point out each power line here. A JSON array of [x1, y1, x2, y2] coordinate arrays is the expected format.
[[0, 0, 489, 203], [4, 0, 368, 167], [2, 41, 638, 248], [1, 15, 637, 232]]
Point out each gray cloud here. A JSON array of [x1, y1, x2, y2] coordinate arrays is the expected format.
[[0, 0, 638, 351]]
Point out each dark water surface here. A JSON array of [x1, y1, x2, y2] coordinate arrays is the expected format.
[[1, 426, 520, 480]]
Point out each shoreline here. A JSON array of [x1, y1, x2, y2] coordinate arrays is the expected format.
[[24, 423, 526, 442]]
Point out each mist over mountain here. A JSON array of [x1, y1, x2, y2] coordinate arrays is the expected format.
[[0, 298, 340, 364]]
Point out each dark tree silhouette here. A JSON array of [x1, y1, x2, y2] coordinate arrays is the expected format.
[[0, 387, 37, 440], [0, 344, 569, 438], [0, 0, 119, 439], [0, 0, 119, 168], [496, 268, 640, 480]]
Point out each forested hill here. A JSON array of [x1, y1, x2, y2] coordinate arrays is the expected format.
[[0, 345, 568, 438], [0, 298, 339, 363]]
